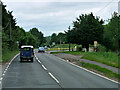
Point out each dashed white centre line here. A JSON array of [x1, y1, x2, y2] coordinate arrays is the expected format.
[[38, 60, 41, 64], [42, 65, 47, 70], [0, 78, 3, 81], [3, 71, 6, 74], [35, 54, 60, 84], [36, 57, 38, 60], [48, 72, 59, 83]]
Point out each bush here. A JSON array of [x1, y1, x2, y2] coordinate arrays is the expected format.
[[98, 44, 106, 52]]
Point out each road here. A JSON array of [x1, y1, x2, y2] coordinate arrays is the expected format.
[[1, 50, 119, 89]]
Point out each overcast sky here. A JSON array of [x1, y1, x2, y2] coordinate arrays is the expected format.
[[3, 0, 119, 36]]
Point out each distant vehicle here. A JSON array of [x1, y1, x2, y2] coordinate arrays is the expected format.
[[20, 45, 34, 62], [38, 47, 45, 53], [44, 46, 48, 49]]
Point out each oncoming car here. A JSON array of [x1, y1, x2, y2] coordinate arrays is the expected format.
[[38, 47, 45, 53], [20, 45, 34, 62]]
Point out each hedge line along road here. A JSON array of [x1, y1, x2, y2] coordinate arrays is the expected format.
[[1, 50, 119, 89]]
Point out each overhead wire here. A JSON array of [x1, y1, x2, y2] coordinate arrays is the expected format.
[[96, 0, 115, 14]]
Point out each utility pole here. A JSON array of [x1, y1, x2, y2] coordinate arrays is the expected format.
[[60, 37, 61, 51], [68, 26, 71, 51]]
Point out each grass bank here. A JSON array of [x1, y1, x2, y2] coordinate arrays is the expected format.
[[51, 51, 118, 68]]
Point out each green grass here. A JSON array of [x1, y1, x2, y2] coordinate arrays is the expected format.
[[54, 44, 78, 48], [2, 50, 19, 63], [47, 48, 69, 51], [82, 52, 118, 68], [51, 51, 118, 68], [50, 51, 83, 55], [79, 62, 120, 80], [47, 44, 81, 51]]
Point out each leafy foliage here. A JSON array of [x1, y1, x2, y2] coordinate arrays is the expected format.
[[29, 28, 45, 46], [102, 12, 120, 51], [66, 13, 104, 51]]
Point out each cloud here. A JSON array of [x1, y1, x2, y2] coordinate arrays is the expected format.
[[3, 1, 119, 36], [3, 0, 120, 2]]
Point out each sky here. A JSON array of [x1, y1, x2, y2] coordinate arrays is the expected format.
[[2, 0, 119, 36]]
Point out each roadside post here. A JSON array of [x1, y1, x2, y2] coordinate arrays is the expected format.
[[94, 41, 98, 52]]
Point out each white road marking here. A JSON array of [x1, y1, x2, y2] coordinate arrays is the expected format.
[[42, 65, 47, 70], [38, 60, 41, 64], [3, 71, 6, 74], [6, 65, 9, 69], [0, 78, 3, 81], [67, 60, 69, 62], [54, 55, 120, 84], [35, 54, 59, 84], [36, 57, 38, 60], [2, 53, 19, 81], [48, 72, 59, 83]]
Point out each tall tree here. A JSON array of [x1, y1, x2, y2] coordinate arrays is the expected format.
[[102, 12, 120, 51], [68, 13, 104, 51], [29, 28, 44, 46], [51, 33, 57, 44]]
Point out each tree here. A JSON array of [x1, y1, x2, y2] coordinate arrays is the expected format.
[[66, 13, 104, 51], [29, 28, 45, 46], [51, 33, 57, 44], [57, 32, 67, 44], [102, 12, 120, 51]]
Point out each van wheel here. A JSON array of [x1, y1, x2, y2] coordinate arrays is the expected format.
[[31, 58, 33, 62], [20, 59, 23, 62]]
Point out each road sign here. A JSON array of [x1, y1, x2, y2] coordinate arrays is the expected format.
[[94, 41, 98, 47]]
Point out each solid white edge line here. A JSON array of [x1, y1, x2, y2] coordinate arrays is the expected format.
[[53, 55, 120, 84], [2, 53, 19, 80], [42, 65, 47, 70], [48, 72, 59, 83]]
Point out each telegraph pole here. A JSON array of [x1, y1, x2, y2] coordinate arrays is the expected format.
[[68, 26, 71, 51]]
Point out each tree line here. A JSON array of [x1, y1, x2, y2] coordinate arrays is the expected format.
[[1, 3, 45, 55], [1, 2, 120, 53], [50, 12, 120, 52]]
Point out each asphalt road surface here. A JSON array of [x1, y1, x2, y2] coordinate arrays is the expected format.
[[1, 50, 119, 89]]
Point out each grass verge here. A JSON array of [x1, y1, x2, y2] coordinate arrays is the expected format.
[[50, 51, 119, 68], [78, 62, 120, 81], [2, 50, 19, 63]]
